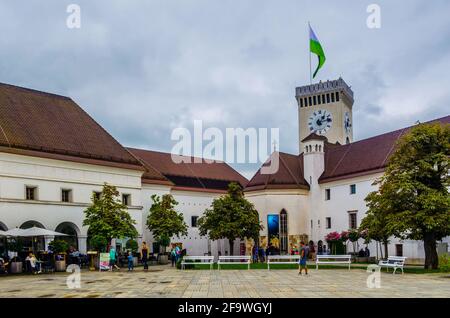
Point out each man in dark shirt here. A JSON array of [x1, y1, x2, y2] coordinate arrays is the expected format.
[[298, 241, 309, 276]]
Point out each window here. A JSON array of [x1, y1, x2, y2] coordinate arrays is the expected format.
[[304, 98, 308, 107], [326, 217, 331, 229], [336, 92, 340, 102], [191, 216, 199, 228], [326, 93, 330, 103], [308, 96, 312, 106], [313, 96, 317, 105], [350, 184, 356, 195], [61, 189, 72, 203], [299, 98, 303, 107], [93, 191, 102, 200], [26, 186, 37, 200], [348, 211, 358, 229], [322, 94, 326, 104], [331, 92, 335, 103], [122, 194, 131, 206], [318, 94, 321, 104], [325, 189, 331, 201], [280, 210, 288, 254]]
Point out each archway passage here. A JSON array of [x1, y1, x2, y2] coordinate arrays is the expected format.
[[19, 220, 45, 252], [55, 222, 79, 250], [0, 222, 7, 256]]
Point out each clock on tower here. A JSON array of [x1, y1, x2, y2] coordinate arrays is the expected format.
[[295, 78, 354, 151]]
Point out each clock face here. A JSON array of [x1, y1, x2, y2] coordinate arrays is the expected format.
[[344, 112, 352, 133], [308, 110, 333, 135]]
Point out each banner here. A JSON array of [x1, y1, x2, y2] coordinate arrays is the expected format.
[[99, 253, 110, 271]]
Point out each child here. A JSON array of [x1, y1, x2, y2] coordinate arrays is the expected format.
[[127, 251, 134, 272]]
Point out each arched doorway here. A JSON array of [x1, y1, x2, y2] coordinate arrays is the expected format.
[[0, 222, 7, 256], [20, 221, 45, 252], [279, 209, 288, 254], [55, 222, 79, 250]]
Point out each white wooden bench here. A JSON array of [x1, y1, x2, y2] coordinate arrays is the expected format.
[[218, 256, 251, 270], [267, 255, 300, 270], [316, 255, 352, 270], [181, 256, 214, 270], [378, 256, 407, 274]]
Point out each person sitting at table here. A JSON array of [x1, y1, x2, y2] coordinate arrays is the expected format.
[[25, 253, 41, 274]]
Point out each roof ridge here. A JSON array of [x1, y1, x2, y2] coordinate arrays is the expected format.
[[0, 82, 71, 100]]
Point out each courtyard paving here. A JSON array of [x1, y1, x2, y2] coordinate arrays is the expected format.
[[0, 265, 449, 298]]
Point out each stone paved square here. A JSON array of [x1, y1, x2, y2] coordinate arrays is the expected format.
[[1, 265, 449, 298]]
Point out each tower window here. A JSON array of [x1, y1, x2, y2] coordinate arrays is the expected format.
[[308, 96, 312, 106], [304, 98, 308, 107], [313, 96, 317, 105], [331, 93, 335, 103], [326, 217, 331, 229], [325, 189, 331, 201], [326, 93, 330, 103], [322, 95, 326, 104], [318, 95, 321, 104], [300, 98, 303, 107], [336, 92, 340, 102], [191, 216, 199, 227]]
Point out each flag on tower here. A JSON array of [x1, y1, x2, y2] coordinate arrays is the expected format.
[[309, 24, 326, 79]]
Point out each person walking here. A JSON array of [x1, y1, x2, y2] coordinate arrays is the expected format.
[[298, 241, 309, 276], [170, 247, 177, 267], [109, 246, 119, 271], [140, 242, 149, 271]]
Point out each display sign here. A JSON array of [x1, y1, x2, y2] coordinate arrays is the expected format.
[[99, 253, 110, 271]]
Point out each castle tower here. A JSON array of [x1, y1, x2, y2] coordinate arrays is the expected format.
[[295, 78, 354, 152]]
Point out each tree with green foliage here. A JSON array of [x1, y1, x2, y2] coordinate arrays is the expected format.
[[198, 182, 263, 255], [363, 122, 450, 269], [359, 198, 392, 259], [83, 183, 138, 247], [146, 194, 188, 253]]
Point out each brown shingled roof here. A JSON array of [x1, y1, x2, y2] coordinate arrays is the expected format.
[[244, 152, 309, 192], [127, 148, 248, 191], [0, 82, 143, 171], [301, 133, 329, 143], [319, 115, 450, 183]]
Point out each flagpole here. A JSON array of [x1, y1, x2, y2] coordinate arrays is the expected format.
[[308, 21, 312, 85]]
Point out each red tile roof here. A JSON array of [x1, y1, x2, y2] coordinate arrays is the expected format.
[[0, 83, 143, 171], [127, 148, 248, 191], [245, 115, 450, 190], [245, 152, 309, 192], [319, 115, 450, 183]]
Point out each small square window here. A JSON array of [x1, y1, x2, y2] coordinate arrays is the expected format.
[[122, 194, 131, 206], [326, 217, 331, 229], [93, 191, 102, 200], [350, 184, 356, 195], [191, 216, 199, 228], [325, 189, 331, 201], [26, 186, 37, 200], [61, 189, 72, 202]]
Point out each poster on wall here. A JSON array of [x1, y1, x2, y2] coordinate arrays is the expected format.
[[267, 214, 279, 240], [99, 253, 110, 271]]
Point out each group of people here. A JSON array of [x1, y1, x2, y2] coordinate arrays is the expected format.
[[108, 242, 150, 272]]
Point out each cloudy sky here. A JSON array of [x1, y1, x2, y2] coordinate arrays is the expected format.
[[1, 1, 449, 179]]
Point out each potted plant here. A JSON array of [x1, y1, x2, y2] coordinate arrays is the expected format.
[[49, 239, 69, 272], [157, 235, 170, 264], [125, 239, 139, 266], [8, 238, 23, 274]]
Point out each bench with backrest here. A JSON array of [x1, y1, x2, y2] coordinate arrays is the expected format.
[[316, 255, 352, 270], [218, 256, 251, 270], [378, 256, 407, 274], [181, 256, 214, 270], [267, 255, 300, 270]]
